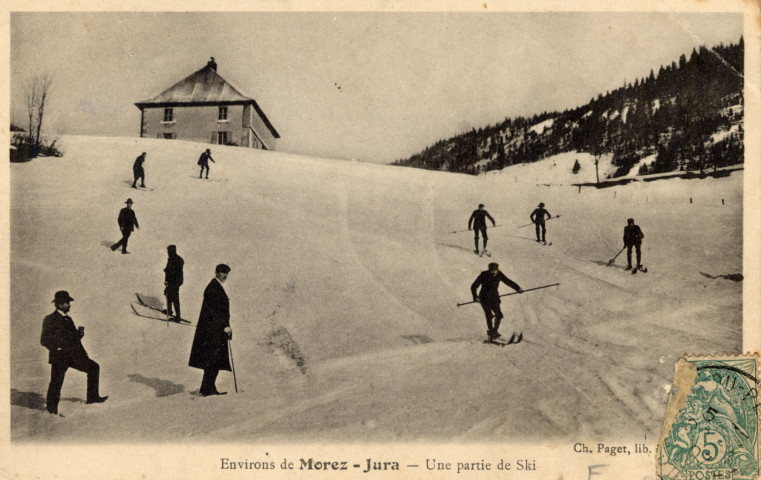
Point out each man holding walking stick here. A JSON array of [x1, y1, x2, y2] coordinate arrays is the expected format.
[[189, 264, 232, 396], [471, 262, 523, 342]]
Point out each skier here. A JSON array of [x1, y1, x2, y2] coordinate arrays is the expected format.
[[189, 264, 232, 396], [198, 148, 215, 179], [468, 203, 496, 254], [131, 152, 146, 188], [110, 198, 139, 254], [41, 291, 108, 415], [164, 245, 184, 321], [471, 262, 523, 341], [530, 202, 552, 244], [623, 218, 645, 271]]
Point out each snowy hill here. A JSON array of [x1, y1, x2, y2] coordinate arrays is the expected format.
[[10, 135, 742, 445]]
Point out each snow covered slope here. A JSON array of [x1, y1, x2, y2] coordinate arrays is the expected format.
[[10, 135, 742, 443]]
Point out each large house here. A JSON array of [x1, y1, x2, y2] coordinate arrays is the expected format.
[[135, 59, 279, 149]]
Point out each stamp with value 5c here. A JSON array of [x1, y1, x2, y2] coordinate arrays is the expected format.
[[657, 354, 759, 480]]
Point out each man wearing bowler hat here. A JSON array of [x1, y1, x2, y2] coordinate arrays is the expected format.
[[40, 291, 108, 415], [189, 264, 232, 396], [111, 198, 139, 254]]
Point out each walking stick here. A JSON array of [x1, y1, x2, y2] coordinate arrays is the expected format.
[[517, 215, 561, 229], [608, 246, 626, 265], [456, 283, 560, 307], [228, 338, 238, 393]]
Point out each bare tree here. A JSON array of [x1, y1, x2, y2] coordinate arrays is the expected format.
[[23, 72, 54, 158], [34, 73, 54, 155], [24, 79, 37, 141]]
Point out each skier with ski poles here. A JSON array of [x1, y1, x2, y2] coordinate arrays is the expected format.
[[468, 203, 496, 255], [470, 262, 523, 342], [530, 202, 551, 244], [198, 148, 215, 179], [623, 218, 645, 272]]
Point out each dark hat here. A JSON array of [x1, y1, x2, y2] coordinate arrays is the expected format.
[[478, 203, 485, 208], [125, 198, 134, 205], [215, 264, 231, 274], [206, 148, 211, 153], [538, 202, 545, 207], [488, 262, 499, 270], [167, 244, 177, 251], [627, 218, 635, 224], [52, 290, 74, 304]]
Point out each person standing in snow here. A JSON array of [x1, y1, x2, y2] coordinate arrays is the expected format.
[[468, 203, 496, 254], [131, 152, 147, 188], [164, 245, 184, 321], [189, 264, 232, 396], [530, 202, 552, 244], [41, 290, 108, 415], [623, 218, 645, 271], [471, 262, 523, 341], [110, 198, 139, 254], [198, 148, 215, 179]]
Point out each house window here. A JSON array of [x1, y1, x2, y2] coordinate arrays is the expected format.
[[163, 108, 173, 122], [217, 132, 228, 145], [218, 106, 228, 121], [163, 133, 174, 139]]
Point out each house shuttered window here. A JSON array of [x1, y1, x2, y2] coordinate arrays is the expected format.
[[163, 108, 173, 122], [219, 106, 228, 121]]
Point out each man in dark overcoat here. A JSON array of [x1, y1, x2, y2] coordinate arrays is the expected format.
[[189, 264, 232, 396], [40, 291, 108, 415], [131, 152, 146, 188], [471, 262, 523, 341], [110, 198, 139, 254], [164, 245, 184, 321]]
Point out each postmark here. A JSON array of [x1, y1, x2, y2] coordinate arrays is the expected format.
[[658, 355, 760, 480]]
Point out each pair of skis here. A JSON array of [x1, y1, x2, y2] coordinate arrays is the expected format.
[[483, 332, 523, 347], [131, 293, 193, 326]]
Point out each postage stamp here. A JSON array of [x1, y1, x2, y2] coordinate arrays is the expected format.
[[657, 355, 760, 480]]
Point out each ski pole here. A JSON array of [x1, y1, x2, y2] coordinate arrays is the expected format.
[[228, 338, 238, 393], [517, 215, 561, 229], [608, 246, 626, 265], [450, 224, 505, 234], [457, 283, 560, 307]]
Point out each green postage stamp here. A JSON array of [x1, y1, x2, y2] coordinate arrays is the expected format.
[[658, 355, 760, 480]]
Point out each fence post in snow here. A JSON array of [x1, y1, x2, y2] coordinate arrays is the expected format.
[[578, 185, 581, 194], [722, 199, 725, 205], [690, 198, 693, 204]]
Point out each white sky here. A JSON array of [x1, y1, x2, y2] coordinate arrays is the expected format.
[[10, 11, 743, 163]]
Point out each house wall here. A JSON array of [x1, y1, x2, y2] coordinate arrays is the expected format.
[[243, 104, 277, 150], [140, 103, 277, 149], [141, 105, 245, 145]]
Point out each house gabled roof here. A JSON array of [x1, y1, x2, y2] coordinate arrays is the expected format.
[[135, 63, 279, 138]]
